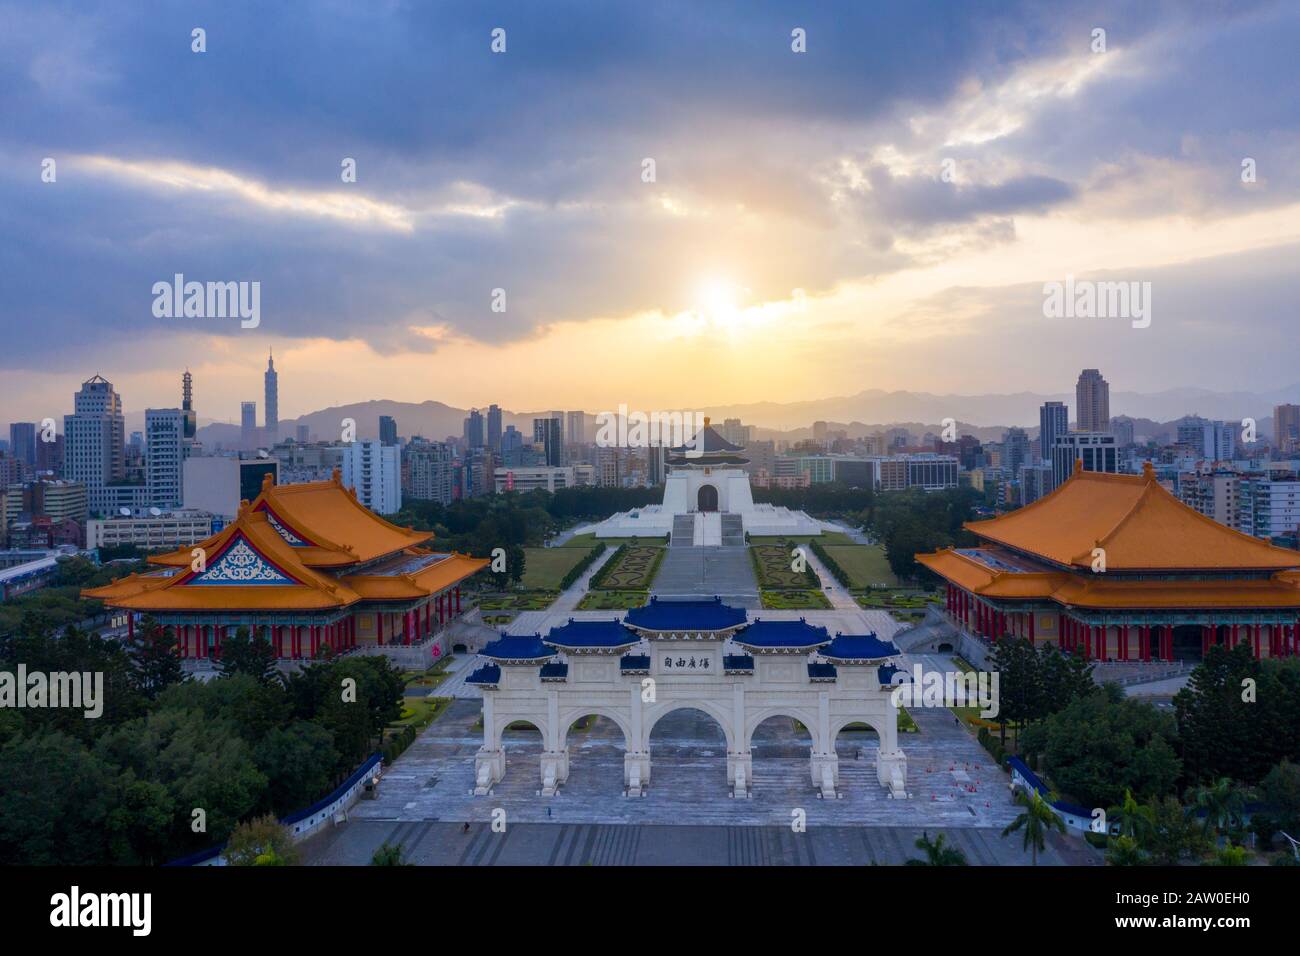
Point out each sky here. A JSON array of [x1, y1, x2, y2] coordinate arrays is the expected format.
[[3, 0, 1300, 425]]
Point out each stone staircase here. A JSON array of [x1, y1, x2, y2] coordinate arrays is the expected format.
[[720, 513, 744, 546], [671, 513, 697, 547], [698, 512, 722, 546]]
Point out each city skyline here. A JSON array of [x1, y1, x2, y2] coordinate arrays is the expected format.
[[4, 2, 1300, 422]]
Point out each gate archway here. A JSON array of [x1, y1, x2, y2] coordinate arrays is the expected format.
[[697, 484, 719, 512]]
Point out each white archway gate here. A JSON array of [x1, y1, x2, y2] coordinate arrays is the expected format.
[[469, 603, 907, 800]]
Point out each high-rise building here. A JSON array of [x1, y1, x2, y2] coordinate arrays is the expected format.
[[145, 407, 185, 509], [487, 405, 503, 452], [341, 439, 402, 514], [463, 408, 485, 449], [63, 375, 125, 515], [565, 410, 586, 447], [241, 401, 258, 449], [379, 415, 398, 446], [296, 424, 309, 443], [1275, 404, 1300, 453], [1051, 432, 1118, 489], [1075, 369, 1110, 432], [533, 416, 563, 467], [264, 350, 278, 441], [1039, 401, 1068, 462], [720, 418, 751, 448], [1003, 427, 1031, 476], [1110, 416, 1136, 447], [404, 437, 455, 504], [8, 423, 36, 472]]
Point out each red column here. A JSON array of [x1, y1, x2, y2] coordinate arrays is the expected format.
[[1120, 625, 1128, 661], [376, 613, 384, 646], [1253, 624, 1262, 659], [1141, 624, 1150, 662], [456, 586, 461, 614], [403, 612, 411, 645], [1028, 611, 1035, 644], [214, 626, 223, 660]]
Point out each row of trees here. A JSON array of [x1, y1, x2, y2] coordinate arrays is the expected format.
[[0, 619, 404, 865]]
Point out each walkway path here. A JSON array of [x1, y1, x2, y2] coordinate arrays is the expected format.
[[802, 547, 859, 611]]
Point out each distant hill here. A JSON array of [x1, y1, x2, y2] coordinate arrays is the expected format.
[[184, 385, 1300, 449]]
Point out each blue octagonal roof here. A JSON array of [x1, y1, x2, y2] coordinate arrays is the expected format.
[[733, 618, 831, 649], [544, 618, 639, 649], [624, 596, 747, 632], [479, 634, 555, 661], [822, 633, 899, 662]]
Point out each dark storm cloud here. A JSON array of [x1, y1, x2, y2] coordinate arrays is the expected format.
[[0, 0, 1296, 371]]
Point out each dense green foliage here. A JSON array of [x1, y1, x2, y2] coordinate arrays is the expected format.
[[0, 556, 145, 638], [0, 620, 404, 864]]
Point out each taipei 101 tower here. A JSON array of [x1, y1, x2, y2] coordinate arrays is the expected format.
[[264, 349, 278, 441]]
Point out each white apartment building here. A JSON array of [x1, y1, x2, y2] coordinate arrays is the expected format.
[[87, 509, 216, 550], [341, 440, 402, 514]]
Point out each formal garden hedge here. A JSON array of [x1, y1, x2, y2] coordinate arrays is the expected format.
[[589, 544, 665, 591], [558, 542, 606, 590]]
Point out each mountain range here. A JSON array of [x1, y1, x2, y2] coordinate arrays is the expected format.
[[166, 385, 1300, 449]]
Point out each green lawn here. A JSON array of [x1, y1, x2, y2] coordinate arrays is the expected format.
[[577, 590, 650, 610], [822, 544, 898, 588], [560, 533, 666, 549], [760, 589, 832, 609], [748, 531, 855, 546], [521, 547, 592, 589], [592, 545, 665, 590]]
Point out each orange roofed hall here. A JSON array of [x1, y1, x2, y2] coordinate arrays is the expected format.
[[917, 462, 1300, 662], [84, 471, 488, 661]]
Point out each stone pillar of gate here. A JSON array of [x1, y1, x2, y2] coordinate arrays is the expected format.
[[808, 691, 839, 798], [729, 685, 751, 798], [625, 684, 649, 795], [539, 691, 568, 796], [876, 692, 908, 799], [473, 694, 505, 795]]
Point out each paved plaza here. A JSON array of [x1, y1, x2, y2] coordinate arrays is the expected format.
[[305, 648, 1100, 864], [653, 545, 759, 605]]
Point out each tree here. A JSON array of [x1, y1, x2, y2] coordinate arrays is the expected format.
[[252, 722, 338, 814], [1144, 796, 1209, 865], [224, 814, 300, 866], [1017, 686, 1181, 808], [1110, 789, 1156, 845], [904, 831, 967, 866], [371, 840, 413, 866], [1107, 835, 1145, 866], [988, 637, 1039, 743], [218, 626, 280, 684], [1002, 789, 1065, 865], [127, 617, 184, 700], [1259, 760, 1300, 836], [1187, 777, 1252, 842]]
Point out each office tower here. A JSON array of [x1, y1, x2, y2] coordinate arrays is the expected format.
[[720, 418, 751, 447], [565, 410, 586, 446], [63, 375, 125, 515], [1110, 416, 1135, 448], [813, 421, 828, 444], [264, 350, 278, 440], [379, 415, 398, 446], [1039, 401, 1068, 462], [241, 401, 257, 449], [145, 407, 185, 508], [487, 404, 503, 452], [35, 432, 63, 476], [463, 408, 485, 449], [341, 439, 402, 514], [1075, 369, 1110, 432], [549, 410, 566, 443], [8, 423, 36, 471], [404, 438, 455, 504], [1051, 432, 1118, 489], [1275, 404, 1300, 453], [1003, 427, 1030, 476], [533, 416, 563, 467], [296, 424, 309, 443], [181, 369, 197, 439]]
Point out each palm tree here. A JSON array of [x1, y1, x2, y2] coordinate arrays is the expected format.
[[1110, 789, 1155, 845], [1188, 777, 1251, 841], [905, 831, 968, 866], [1002, 789, 1065, 865]]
